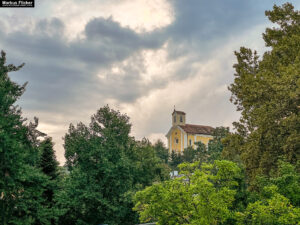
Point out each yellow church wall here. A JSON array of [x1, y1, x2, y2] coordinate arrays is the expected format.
[[196, 135, 212, 145], [170, 127, 183, 153], [186, 134, 212, 148], [168, 127, 213, 153], [187, 134, 194, 147]]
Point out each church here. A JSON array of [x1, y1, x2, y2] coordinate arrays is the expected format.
[[166, 110, 214, 154]]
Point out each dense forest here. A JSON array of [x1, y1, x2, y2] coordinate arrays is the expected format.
[[0, 3, 299, 225]]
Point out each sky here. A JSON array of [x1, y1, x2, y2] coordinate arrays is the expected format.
[[1, 0, 299, 164]]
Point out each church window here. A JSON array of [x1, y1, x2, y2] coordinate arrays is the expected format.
[[180, 115, 183, 122], [189, 139, 192, 146], [176, 138, 179, 144], [174, 116, 176, 123]]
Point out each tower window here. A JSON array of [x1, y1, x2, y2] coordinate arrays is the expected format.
[[180, 115, 183, 122], [174, 116, 176, 123]]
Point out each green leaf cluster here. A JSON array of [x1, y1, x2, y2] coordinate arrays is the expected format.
[[134, 160, 242, 225]]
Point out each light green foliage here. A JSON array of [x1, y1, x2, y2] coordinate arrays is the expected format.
[[0, 50, 51, 224], [224, 3, 300, 182], [236, 186, 300, 225], [256, 160, 300, 207], [134, 160, 242, 225]]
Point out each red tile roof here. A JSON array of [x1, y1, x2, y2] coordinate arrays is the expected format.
[[179, 124, 214, 135]]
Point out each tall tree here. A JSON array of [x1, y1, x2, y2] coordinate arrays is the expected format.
[[223, 3, 300, 182], [0, 50, 50, 224], [39, 137, 59, 224], [39, 137, 59, 181], [59, 106, 139, 225]]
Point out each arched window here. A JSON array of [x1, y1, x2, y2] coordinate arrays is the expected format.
[[189, 139, 192, 146], [175, 138, 179, 144], [174, 115, 176, 123]]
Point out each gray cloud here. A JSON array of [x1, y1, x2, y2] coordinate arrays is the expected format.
[[1, 0, 299, 163]]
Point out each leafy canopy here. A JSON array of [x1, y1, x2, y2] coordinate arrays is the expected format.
[[223, 3, 300, 181]]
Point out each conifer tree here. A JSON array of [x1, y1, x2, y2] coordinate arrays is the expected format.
[[39, 137, 59, 181], [0, 50, 50, 224]]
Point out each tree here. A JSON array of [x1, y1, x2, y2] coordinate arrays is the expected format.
[[182, 146, 197, 163], [39, 137, 59, 181], [256, 160, 300, 207], [169, 150, 183, 170], [39, 137, 60, 224], [58, 106, 137, 225], [236, 185, 300, 225], [223, 3, 300, 182], [207, 126, 230, 162], [132, 138, 170, 188], [194, 141, 208, 163], [0, 50, 50, 224], [153, 139, 169, 164], [134, 160, 243, 225]]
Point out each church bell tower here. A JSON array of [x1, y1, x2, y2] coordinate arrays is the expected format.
[[172, 109, 186, 126]]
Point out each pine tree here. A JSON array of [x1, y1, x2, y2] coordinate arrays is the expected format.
[[39, 137, 59, 181], [0, 50, 50, 224]]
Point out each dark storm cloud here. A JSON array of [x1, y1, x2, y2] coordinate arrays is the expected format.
[[162, 0, 269, 63], [2, 0, 299, 111], [2, 16, 166, 110]]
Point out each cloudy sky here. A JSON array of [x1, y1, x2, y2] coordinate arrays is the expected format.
[[1, 0, 299, 164]]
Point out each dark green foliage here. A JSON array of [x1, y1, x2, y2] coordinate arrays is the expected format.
[[169, 150, 183, 170], [59, 106, 170, 225], [59, 106, 136, 225], [0, 50, 51, 224], [39, 137, 60, 224], [182, 146, 197, 163], [132, 138, 170, 188], [224, 3, 300, 182], [207, 126, 230, 162], [153, 139, 169, 164], [194, 141, 208, 163], [39, 137, 59, 180]]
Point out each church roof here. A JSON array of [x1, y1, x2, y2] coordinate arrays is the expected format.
[[179, 124, 214, 135], [172, 110, 186, 115]]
